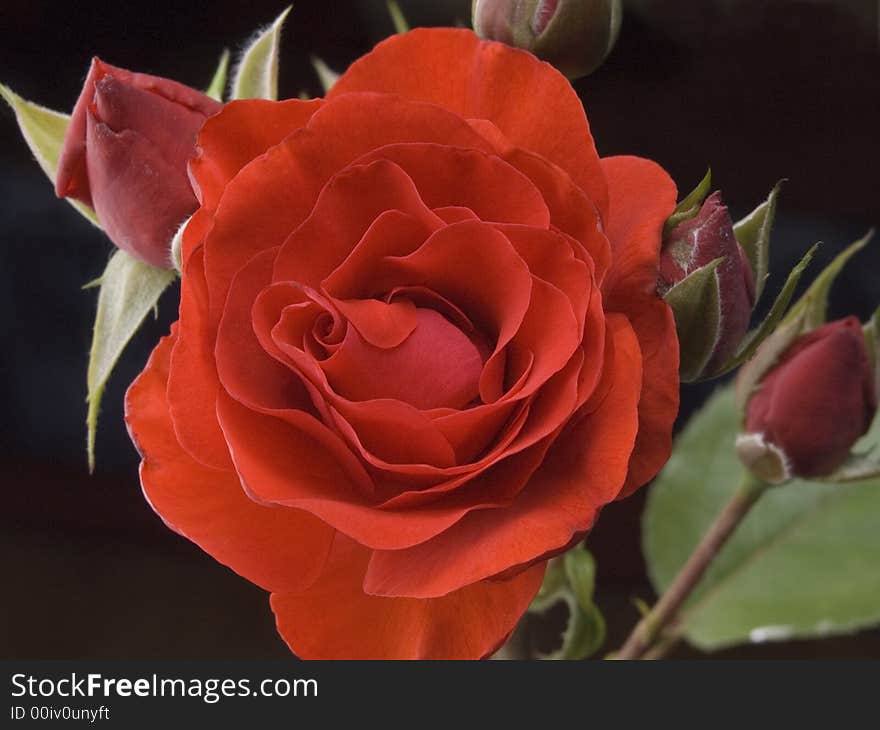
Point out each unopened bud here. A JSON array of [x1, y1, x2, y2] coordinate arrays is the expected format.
[[56, 58, 221, 268], [472, 0, 622, 79], [737, 317, 877, 482], [659, 191, 756, 380]]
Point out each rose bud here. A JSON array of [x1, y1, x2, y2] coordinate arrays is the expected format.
[[659, 191, 756, 380], [472, 0, 622, 79], [55, 58, 222, 268], [737, 317, 877, 483]]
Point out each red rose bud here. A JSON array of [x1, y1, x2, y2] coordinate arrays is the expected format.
[[738, 317, 877, 482], [55, 58, 222, 268], [472, 0, 622, 79], [659, 191, 756, 378]]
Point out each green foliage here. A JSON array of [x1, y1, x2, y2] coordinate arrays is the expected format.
[[87, 250, 176, 471], [529, 546, 606, 660], [644, 387, 880, 651], [1, 84, 99, 226], [664, 168, 712, 235], [206, 49, 231, 101], [231, 6, 291, 100]]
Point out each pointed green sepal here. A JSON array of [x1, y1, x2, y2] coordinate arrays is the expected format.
[[86, 250, 176, 471], [387, 0, 411, 34], [663, 257, 723, 382], [231, 6, 291, 100], [714, 243, 818, 377], [784, 230, 874, 332], [310, 56, 340, 94], [529, 546, 606, 660], [169, 216, 191, 275], [1, 83, 100, 227], [733, 181, 783, 304], [735, 232, 873, 414], [206, 49, 231, 101], [663, 168, 711, 235]]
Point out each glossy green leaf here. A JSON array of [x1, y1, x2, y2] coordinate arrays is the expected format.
[[231, 6, 291, 100], [387, 0, 410, 34], [644, 387, 880, 651], [1, 83, 99, 227], [664, 168, 711, 234], [205, 49, 231, 101], [310, 56, 340, 94], [733, 182, 781, 304], [663, 258, 723, 382], [87, 250, 176, 471]]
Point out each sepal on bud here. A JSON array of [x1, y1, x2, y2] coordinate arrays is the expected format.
[[659, 182, 756, 379], [661, 176, 816, 382], [736, 232, 878, 483], [231, 6, 291, 101], [0, 84, 99, 227]]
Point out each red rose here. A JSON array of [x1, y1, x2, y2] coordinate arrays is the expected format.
[[56, 58, 221, 268], [125, 28, 679, 659], [741, 316, 876, 479]]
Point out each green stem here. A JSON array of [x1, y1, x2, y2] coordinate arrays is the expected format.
[[615, 473, 769, 660]]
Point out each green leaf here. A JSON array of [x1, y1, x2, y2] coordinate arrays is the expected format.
[[714, 243, 817, 377], [231, 6, 291, 100], [644, 386, 880, 651], [310, 56, 340, 94], [87, 250, 176, 471], [663, 258, 723, 382], [205, 49, 231, 101], [1, 83, 99, 227], [387, 0, 410, 34], [529, 546, 606, 660], [663, 168, 711, 235], [733, 182, 782, 304]]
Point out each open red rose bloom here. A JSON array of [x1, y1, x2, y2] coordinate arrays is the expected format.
[[124, 28, 679, 659]]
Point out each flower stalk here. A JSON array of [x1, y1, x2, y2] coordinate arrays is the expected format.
[[615, 473, 770, 659]]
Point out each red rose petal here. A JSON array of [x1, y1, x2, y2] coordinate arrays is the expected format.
[[273, 159, 442, 288], [600, 156, 680, 496], [271, 534, 544, 659], [600, 155, 677, 307], [353, 142, 550, 228], [330, 28, 609, 220], [189, 98, 323, 212], [362, 315, 642, 598], [322, 307, 485, 411], [216, 248, 314, 414], [200, 93, 493, 327], [167, 246, 232, 470], [125, 327, 336, 594]]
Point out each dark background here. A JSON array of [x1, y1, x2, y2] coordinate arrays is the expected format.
[[1, 0, 878, 659]]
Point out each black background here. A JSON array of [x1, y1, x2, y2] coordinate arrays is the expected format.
[[1, 0, 879, 659]]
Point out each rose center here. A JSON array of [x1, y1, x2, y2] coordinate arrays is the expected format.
[[322, 305, 488, 410]]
